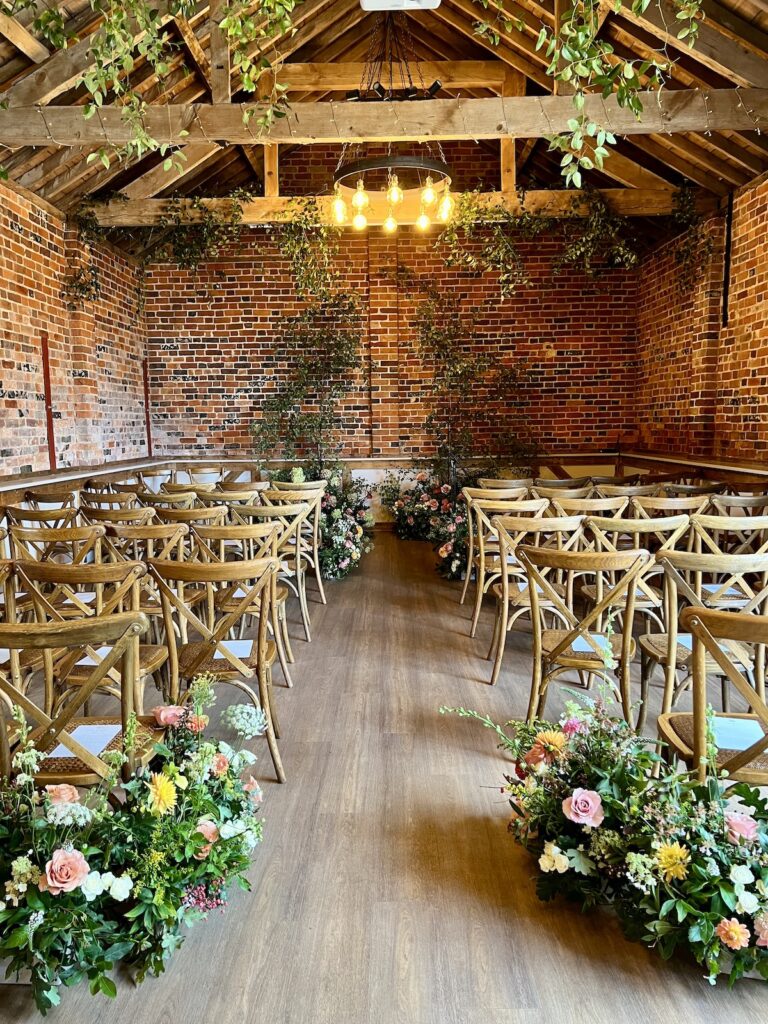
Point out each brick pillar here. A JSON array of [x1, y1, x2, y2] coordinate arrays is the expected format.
[[367, 234, 401, 455]]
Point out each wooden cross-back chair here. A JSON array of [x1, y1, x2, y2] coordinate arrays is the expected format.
[[81, 506, 157, 527], [711, 494, 768, 517], [690, 512, 768, 559], [532, 485, 593, 501], [477, 477, 533, 490], [658, 608, 768, 785], [549, 495, 628, 519], [135, 490, 197, 510], [157, 505, 228, 527], [596, 482, 660, 498], [17, 559, 167, 715], [639, 551, 768, 725], [486, 515, 585, 687], [459, 486, 530, 607], [631, 494, 710, 519], [81, 491, 140, 511], [0, 560, 46, 696], [0, 611, 160, 787], [664, 482, 724, 498], [725, 479, 768, 495], [462, 494, 548, 635], [112, 480, 148, 494], [588, 475, 638, 487], [4, 505, 79, 529], [149, 556, 285, 782], [232, 501, 314, 641], [517, 546, 652, 724], [10, 524, 105, 568], [161, 481, 217, 499], [267, 480, 329, 606], [216, 478, 269, 494], [533, 477, 591, 490], [23, 488, 78, 510], [191, 522, 293, 687], [201, 485, 267, 507]]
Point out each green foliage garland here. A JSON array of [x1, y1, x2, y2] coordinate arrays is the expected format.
[[270, 197, 341, 300], [671, 184, 717, 294]]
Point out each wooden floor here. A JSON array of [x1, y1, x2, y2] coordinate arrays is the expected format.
[[4, 534, 764, 1022]]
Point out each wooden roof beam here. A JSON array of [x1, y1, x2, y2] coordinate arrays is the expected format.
[[274, 60, 510, 92], [0, 10, 49, 63]]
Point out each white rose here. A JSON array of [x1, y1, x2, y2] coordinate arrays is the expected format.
[[730, 864, 755, 886], [737, 890, 760, 915], [109, 874, 134, 901], [81, 871, 109, 902]]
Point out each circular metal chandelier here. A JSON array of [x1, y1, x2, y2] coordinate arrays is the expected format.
[[330, 13, 456, 233]]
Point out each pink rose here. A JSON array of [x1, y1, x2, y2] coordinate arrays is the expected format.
[[41, 848, 90, 895], [415, 472, 428, 482], [211, 753, 230, 777], [429, 500, 439, 511], [45, 784, 80, 805], [187, 714, 209, 734], [243, 776, 263, 806], [725, 809, 759, 845], [561, 717, 586, 738], [441, 484, 451, 494], [194, 817, 220, 859], [755, 913, 768, 948], [152, 704, 185, 727], [563, 788, 604, 828]]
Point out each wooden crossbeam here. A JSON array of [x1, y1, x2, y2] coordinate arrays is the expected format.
[[175, 16, 212, 86], [1, 91, 765, 146], [209, 0, 231, 103], [89, 188, 719, 227], [0, 11, 49, 63], [274, 60, 509, 92], [122, 143, 221, 199]]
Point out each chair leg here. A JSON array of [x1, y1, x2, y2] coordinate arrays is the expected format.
[[489, 599, 510, 687], [470, 572, 485, 638], [460, 531, 474, 605], [297, 569, 312, 642], [258, 668, 285, 784], [314, 555, 327, 606], [280, 605, 295, 664], [720, 676, 730, 713], [267, 669, 281, 740], [272, 601, 293, 689]]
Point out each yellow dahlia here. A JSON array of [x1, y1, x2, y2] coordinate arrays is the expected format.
[[147, 772, 177, 816], [656, 842, 690, 883]]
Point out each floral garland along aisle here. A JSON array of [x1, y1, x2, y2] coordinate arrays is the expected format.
[[442, 695, 768, 986], [0, 676, 268, 1014]]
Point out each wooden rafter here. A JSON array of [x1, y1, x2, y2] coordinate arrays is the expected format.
[[0, 10, 49, 63], [272, 59, 510, 91], [209, 0, 231, 103]]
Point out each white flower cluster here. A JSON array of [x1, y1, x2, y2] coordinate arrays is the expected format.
[[539, 841, 569, 874], [222, 703, 268, 740], [81, 870, 134, 903], [45, 802, 93, 827], [220, 816, 261, 851]]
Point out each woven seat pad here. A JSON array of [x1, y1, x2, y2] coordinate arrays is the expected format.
[[541, 629, 631, 663], [581, 582, 662, 606], [216, 582, 290, 610], [491, 581, 566, 606], [64, 644, 168, 681], [663, 713, 768, 774], [29, 715, 162, 784], [178, 639, 276, 677], [638, 633, 753, 670]]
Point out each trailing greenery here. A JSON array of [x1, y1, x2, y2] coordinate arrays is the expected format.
[[671, 184, 716, 293], [474, 0, 705, 185], [251, 291, 365, 464], [555, 188, 639, 275], [269, 198, 341, 300], [61, 262, 101, 309], [153, 189, 255, 270]]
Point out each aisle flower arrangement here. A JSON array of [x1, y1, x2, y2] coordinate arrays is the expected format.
[[441, 697, 768, 986], [379, 470, 468, 579], [272, 463, 374, 580], [0, 676, 266, 1014]]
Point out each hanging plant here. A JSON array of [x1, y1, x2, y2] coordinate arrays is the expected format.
[[671, 184, 717, 293], [269, 198, 341, 300], [61, 263, 101, 309], [555, 188, 639, 275], [153, 188, 255, 270]]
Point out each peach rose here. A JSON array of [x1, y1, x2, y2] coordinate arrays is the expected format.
[[187, 714, 209, 734], [194, 818, 220, 860], [725, 810, 759, 846], [754, 913, 768, 949], [211, 753, 230, 777], [45, 784, 80, 805], [243, 776, 263, 806], [715, 917, 750, 951], [41, 848, 90, 896], [562, 789, 604, 828], [152, 704, 186, 727]]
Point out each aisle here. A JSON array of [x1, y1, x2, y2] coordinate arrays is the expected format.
[[3, 535, 760, 1023]]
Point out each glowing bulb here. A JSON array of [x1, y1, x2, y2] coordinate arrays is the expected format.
[[383, 212, 398, 234], [351, 179, 369, 211], [386, 175, 404, 206], [415, 211, 431, 231], [352, 212, 368, 231], [437, 193, 455, 223], [332, 195, 348, 224], [421, 176, 437, 207]]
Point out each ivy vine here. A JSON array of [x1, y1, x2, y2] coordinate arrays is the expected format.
[[61, 263, 101, 309], [269, 198, 341, 300], [671, 184, 716, 293], [555, 188, 639, 275]]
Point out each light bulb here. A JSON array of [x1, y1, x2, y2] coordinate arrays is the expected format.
[[351, 179, 369, 211], [415, 211, 431, 231], [386, 175, 404, 206], [352, 212, 368, 231], [332, 195, 348, 224], [437, 193, 455, 223], [421, 176, 437, 207], [383, 212, 398, 234]]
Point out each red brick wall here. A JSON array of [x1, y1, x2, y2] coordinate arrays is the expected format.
[[635, 177, 768, 460], [143, 225, 637, 458], [0, 181, 148, 474]]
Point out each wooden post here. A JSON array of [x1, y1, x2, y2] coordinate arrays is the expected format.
[[500, 68, 523, 192], [263, 145, 279, 197], [209, 0, 230, 104], [40, 330, 57, 470]]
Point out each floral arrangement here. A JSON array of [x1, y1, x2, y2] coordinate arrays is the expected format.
[[379, 470, 468, 579], [271, 463, 374, 580], [441, 696, 768, 986], [0, 676, 267, 1014]]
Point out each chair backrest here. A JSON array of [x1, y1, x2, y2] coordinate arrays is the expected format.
[[216, 478, 268, 493], [549, 495, 628, 517], [199, 488, 266, 506], [664, 482, 724, 497], [135, 490, 197, 509], [659, 550, 768, 622], [533, 477, 591, 490], [588, 475, 637, 486], [494, 514, 585, 590], [631, 494, 710, 518], [681, 606, 768, 783], [469, 497, 549, 552], [149, 556, 277, 696], [4, 505, 79, 528], [23, 488, 78, 510], [157, 505, 228, 526], [0, 611, 149, 781], [81, 506, 157, 526], [690, 512, 768, 558], [477, 478, 533, 490], [532, 485, 592, 500], [270, 478, 329, 492], [462, 486, 529, 502], [191, 522, 280, 563], [596, 483, 660, 498], [711, 494, 768, 516], [81, 491, 139, 510], [104, 523, 190, 563], [726, 479, 768, 495], [10, 524, 105, 564], [231, 502, 312, 557], [112, 481, 146, 494], [17, 557, 146, 621]]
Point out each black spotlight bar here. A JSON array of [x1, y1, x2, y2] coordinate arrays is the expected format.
[[344, 82, 442, 102]]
